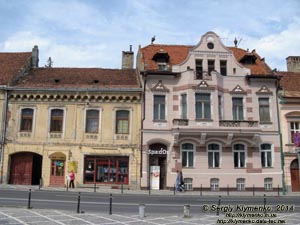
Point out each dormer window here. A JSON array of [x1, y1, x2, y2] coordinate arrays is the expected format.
[[158, 63, 167, 71], [240, 54, 257, 64], [152, 50, 170, 71]]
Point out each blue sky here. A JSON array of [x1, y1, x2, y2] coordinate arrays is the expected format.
[[0, 0, 299, 71]]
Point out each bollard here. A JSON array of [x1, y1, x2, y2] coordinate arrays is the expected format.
[[183, 204, 191, 218], [216, 196, 221, 216], [253, 185, 255, 196], [149, 186, 151, 195], [94, 183, 96, 193], [227, 185, 229, 196], [39, 178, 42, 190], [174, 184, 176, 195], [77, 192, 81, 213], [277, 185, 280, 197], [200, 184, 202, 196], [263, 194, 266, 206], [27, 189, 32, 209], [139, 204, 145, 218], [66, 180, 69, 192], [121, 182, 124, 194], [109, 193, 112, 215]]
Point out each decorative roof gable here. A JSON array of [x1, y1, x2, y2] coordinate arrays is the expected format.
[[256, 85, 273, 95], [151, 80, 169, 92], [230, 85, 247, 95]]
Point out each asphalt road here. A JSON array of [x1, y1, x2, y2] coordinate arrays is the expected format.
[[0, 189, 299, 215]]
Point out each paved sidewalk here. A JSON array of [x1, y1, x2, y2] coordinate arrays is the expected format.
[[1, 184, 299, 197], [0, 207, 300, 225]]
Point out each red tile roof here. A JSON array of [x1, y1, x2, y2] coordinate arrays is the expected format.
[[277, 71, 300, 97], [0, 52, 31, 85], [139, 44, 273, 75], [14, 68, 140, 89]]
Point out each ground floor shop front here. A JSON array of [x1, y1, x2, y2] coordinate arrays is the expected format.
[[2, 144, 140, 189]]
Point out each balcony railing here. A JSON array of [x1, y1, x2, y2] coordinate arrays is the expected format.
[[173, 119, 189, 126], [219, 120, 258, 127]]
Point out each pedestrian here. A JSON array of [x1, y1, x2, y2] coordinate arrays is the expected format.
[[69, 170, 75, 188], [176, 170, 182, 192]]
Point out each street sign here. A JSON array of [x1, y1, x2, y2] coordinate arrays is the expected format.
[[293, 131, 300, 147]]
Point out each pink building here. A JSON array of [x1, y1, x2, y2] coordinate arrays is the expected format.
[[137, 31, 282, 192]]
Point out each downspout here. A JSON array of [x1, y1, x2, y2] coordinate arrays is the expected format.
[[276, 81, 285, 195], [140, 74, 147, 185], [0, 90, 8, 184]]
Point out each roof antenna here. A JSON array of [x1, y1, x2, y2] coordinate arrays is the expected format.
[[151, 35, 155, 44]]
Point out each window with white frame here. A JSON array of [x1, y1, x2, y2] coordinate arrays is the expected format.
[[264, 178, 273, 191], [261, 144, 272, 168], [85, 109, 100, 133], [210, 178, 219, 191], [50, 109, 64, 133], [259, 98, 271, 122], [232, 97, 243, 120], [20, 108, 34, 132], [233, 144, 246, 168], [208, 143, 220, 168], [153, 95, 166, 121], [181, 143, 194, 168], [181, 94, 187, 119], [290, 122, 300, 144], [236, 178, 245, 191], [195, 93, 211, 120]]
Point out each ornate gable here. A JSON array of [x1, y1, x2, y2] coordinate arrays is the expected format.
[[151, 80, 169, 92], [192, 80, 215, 91], [230, 85, 247, 95], [256, 85, 273, 95]]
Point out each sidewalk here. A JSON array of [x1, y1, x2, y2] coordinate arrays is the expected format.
[[0, 184, 299, 197]]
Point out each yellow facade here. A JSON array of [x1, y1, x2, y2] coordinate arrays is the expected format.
[[3, 91, 142, 189]]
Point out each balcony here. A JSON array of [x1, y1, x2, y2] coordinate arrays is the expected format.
[[173, 119, 189, 126], [219, 120, 258, 127]]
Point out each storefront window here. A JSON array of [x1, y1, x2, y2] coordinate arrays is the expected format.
[[84, 156, 129, 184]]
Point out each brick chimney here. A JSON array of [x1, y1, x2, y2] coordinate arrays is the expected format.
[[31, 45, 39, 68], [286, 56, 300, 72], [122, 45, 134, 69]]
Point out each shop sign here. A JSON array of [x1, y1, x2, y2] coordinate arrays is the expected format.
[[148, 148, 168, 155]]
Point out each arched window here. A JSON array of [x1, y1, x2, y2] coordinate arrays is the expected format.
[[261, 144, 272, 167], [208, 143, 221, 168], [181, 143, 194, 168], [233, 144, 246, 168]]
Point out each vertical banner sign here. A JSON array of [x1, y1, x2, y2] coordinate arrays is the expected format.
[[294, 131, 300, 147], [150, 166, 160, 190]]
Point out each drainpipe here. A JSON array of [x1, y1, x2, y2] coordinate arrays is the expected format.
[[0, 90, 8, 184], [276, 83, 285, 195]]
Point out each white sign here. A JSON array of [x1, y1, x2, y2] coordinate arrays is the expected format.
[[150, 166, 160, 190], [148, 148, 168, 155]]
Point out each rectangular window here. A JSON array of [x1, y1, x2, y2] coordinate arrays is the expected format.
[[181, 94, 187, 119], [86, 110, 99, 133], [232, 97, 243, 120], [154, 95, 166, 121], [208, 60, 215, 75], [259, 98, 270, 122], [158, 63, 167, 71], [220, 60, 227, 75], [237, 178, 245, 191], [290, 122, 300, 143], [20, 108, 34, 131], [50, 109, 64, 132], [195, 59, 203, 79], [264, 178, 273, 191], [116, 110, 129, 134], [195, 93, 211, 120]]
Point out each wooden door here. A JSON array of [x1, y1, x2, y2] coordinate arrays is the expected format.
[[50, 160, 65, 186], [291, 159, 300, 192], [10, 153, 33, 184]]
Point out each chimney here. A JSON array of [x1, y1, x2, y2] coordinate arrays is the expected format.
[[122, 45, 134, 69], [286, 56, 300, 72], [31, 45, 39, 68]]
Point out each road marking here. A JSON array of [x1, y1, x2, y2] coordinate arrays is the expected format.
[[29, 210, 66, 225], [0, 210, 28, 225], [55, 211, 96, 225]]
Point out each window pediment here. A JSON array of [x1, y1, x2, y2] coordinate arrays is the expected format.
[[230, 85, 247, 95], [151, 80, 169, 92], [256, 85, 273, 95], [192, 80, 215, 91]]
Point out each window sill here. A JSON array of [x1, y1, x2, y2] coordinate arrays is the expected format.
[[259, 122, 272, 125], [195, 119, 213, 122], [153, 120, 167, 123]]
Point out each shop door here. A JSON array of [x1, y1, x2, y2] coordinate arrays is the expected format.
[[50, 159, 65, 186], [10, 153, 33, 184], [291, 159, 300, 192]]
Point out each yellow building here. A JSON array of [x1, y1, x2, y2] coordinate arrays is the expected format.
[[2, 48, 143, 189]]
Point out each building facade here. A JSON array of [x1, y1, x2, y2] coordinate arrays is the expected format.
[[277, 56, 300, 192], [137, 31, 283, 191], [2, 48, 143, 189]]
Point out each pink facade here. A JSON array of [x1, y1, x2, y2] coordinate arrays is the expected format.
[[137, 31, 282, 191]]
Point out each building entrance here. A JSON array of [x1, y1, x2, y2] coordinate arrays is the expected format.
[[291, 159, 300, 192]]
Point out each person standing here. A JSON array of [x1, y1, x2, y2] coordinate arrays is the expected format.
[[69, 170, 75, 188], [175, 170, 182, 192]]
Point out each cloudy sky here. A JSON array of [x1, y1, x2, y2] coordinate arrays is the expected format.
[[0, 0, 299, 71]]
